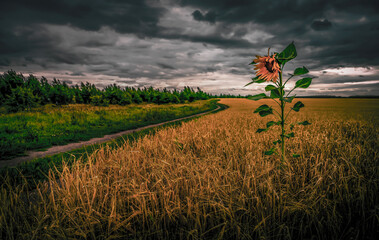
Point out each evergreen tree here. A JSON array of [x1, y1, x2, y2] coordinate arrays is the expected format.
[[0, 71, 217, 112]]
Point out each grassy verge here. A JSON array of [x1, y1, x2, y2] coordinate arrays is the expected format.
[[0, 100, 227, 188], [0, 100, 218, 160]]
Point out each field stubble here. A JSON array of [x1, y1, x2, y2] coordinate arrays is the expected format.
[[1, 98, 378, 239]]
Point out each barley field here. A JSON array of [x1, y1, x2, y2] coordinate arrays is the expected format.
[[1, 98, 378, 239]]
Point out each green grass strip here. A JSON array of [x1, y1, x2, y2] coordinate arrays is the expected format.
[[0, 100, 217, 160], [0, 101, 228, 189]]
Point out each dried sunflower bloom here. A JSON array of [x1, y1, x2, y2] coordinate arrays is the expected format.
[[253, 49, 281, 82]]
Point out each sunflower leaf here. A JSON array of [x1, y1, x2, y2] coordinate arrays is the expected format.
[[248, 93, 267, 101], [245, 76, 266, 87], [264, 147, 277, 155], [297, 121, 311, 126], [265, 85, 277, 91], [254, 104, 270, 113], [282, 132, 295, 138], [245, 81, 254, 87], [254, 104, 273, 117], [270, 89, 281, 99], [284, 96, 296, 103], [293, 66, 309, 76], [266, 121, 280, 128], [245, 76, 258, 87], [256, 128, 267, 133], [295, 77, 312, 88], [292, 101, 304, 112], [255, 78, 267, 83], [259, 110, 273, 117], [277, 42, 297, 65]]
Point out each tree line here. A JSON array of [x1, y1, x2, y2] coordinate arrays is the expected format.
[[0, 70, 212, 112]]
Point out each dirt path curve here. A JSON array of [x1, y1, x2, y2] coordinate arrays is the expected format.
[[0, 105, 222, 168]]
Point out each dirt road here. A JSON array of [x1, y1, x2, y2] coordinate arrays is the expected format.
[[0, 105, 222, 168]]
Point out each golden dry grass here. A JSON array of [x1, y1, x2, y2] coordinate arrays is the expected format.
[[1, 98, 378, 239]]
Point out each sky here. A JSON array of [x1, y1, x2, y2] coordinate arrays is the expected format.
[[1, 0, 379, 96]]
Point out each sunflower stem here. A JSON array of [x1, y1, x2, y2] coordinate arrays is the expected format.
[[279, 69, 286, 168]]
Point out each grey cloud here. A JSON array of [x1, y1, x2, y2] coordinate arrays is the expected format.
[[162, 33, 254, 49], [312, 74, 379, 84], [1, 0, 166, 36], [311, 19, 332, 31], [0, 0, 166, 65], [178, 0, 379, 68], [229, 69, 243, 75], [116, 80, 137, 84], [157, 63, 176, 70], [69, 72, 85, 76], [192, 10, 216, 23], [0, 59, 10, 67], [180, 0, 329, 24], [203, 67, 220, 73], [330, 83, 379, 90], [62, 80, 73, 84], [1, 0, 378, 97], [180, 0, 379, 24], [233, 27, 248, 38]]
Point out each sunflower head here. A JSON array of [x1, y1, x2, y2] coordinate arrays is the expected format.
[[253, 50, 281, 82]]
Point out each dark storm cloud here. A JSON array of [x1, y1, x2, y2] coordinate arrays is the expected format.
[[180, 0, 328, 24], [311, 19, 332, 31], [1, 0, 165, 35], [1, 0, 379, 96], [157, 63, 176, 70], [179, 0, 379, 23], [162, 33, 254, 49], [68, 72, 85, 76], [304, 19, 379, 68], [202, 67, 220, 73], [0, 59, 10, 67], [178, 0, 379, 67], [312, 74, 379, 84], [0, 0, 166, 59], [329, 83, 379, 90], [192, 10, 216, 24]]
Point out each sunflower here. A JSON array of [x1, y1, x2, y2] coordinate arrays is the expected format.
[[253, 49, 281, 82]]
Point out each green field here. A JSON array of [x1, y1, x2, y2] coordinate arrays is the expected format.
[[0, 100, 218, 160]]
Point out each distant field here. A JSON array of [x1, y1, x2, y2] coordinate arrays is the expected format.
[[1, 98, 378, 239], [0, 100, 217, 160]]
